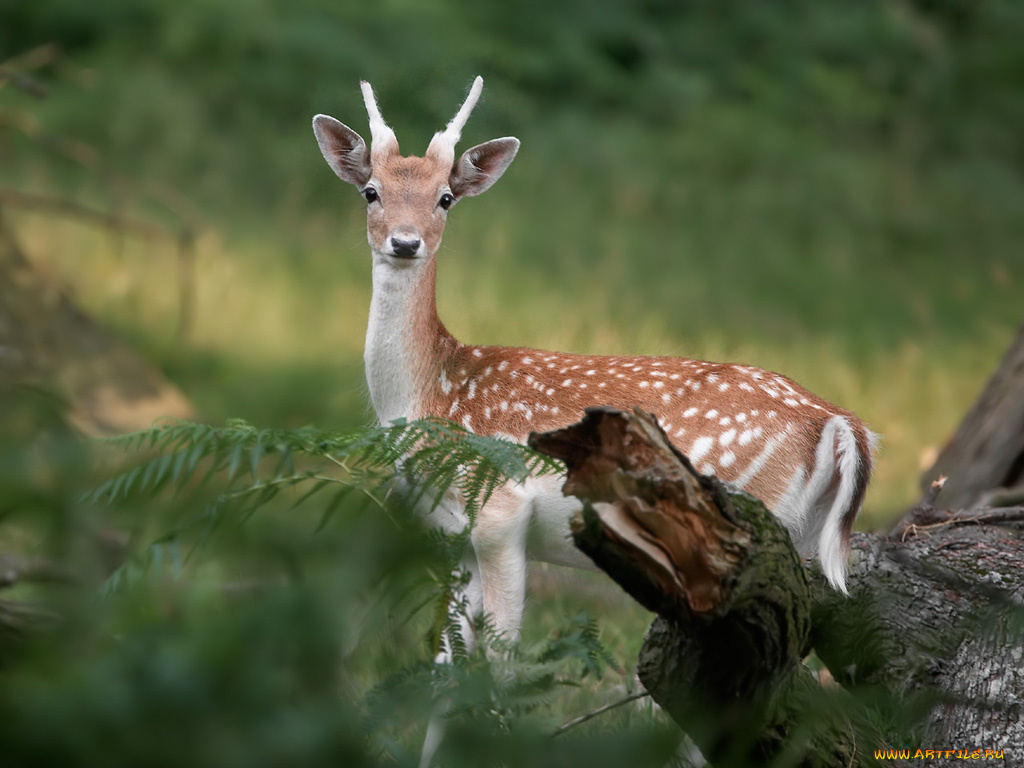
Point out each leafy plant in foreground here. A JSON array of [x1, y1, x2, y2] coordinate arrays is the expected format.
[[87, 416, 562, 595]]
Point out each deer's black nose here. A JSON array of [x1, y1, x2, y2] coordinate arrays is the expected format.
[[390, 236, 421, 258]]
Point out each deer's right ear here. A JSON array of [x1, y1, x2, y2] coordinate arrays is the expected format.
[[313, 115, 372, 187]]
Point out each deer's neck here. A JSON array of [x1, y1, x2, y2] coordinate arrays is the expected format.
[[365, 255, 456, 425]]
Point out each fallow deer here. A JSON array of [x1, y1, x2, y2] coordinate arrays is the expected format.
[[312, 76, 876, 649]]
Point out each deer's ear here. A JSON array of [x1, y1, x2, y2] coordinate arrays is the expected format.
[[313, 115, 372, 187], [449, 138, 520, 198]]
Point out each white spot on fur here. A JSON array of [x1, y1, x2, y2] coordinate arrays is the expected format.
[[448, 399, 460, 417], [736, 413, 747, 422], [439, 370, 452, 395], [683, 407, 698, 417], [461, 414, 473, 430], [468, 380, 477, 399], [720, 451, 735, 468], [498, 361, 508, 371], [720, 429, 736, 446], [719, 416, 731, 426], [705, 409, 718, 419], [719, 382, 730, 391], [472, 349, 482, 358], [689, 436, 714, 464], [662, 393, 671, 403], [639, 381, 650, 388], [739, 382, 754, 393]]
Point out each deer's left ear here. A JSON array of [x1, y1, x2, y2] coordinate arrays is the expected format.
[[449, 138, 520, 198]]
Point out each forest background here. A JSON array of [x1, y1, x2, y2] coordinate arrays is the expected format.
[[1, 1, 1022, 764]]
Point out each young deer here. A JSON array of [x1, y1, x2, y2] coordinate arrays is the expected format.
[[312, 76, 875, 644]]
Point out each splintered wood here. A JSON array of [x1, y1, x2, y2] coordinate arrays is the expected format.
[[529, 406, 753, 615]]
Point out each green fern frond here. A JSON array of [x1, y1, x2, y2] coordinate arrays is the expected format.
[[88, 417, 563, 594]]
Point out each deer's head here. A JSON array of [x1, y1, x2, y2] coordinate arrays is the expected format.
[[313, 77, 519, 263]]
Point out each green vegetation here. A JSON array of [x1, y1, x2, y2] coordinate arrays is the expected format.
[[2, 1, 1022, 763]]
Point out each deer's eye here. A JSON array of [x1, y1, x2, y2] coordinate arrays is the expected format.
[[363, 187, 378, 204], [439, 193, 454, 210]]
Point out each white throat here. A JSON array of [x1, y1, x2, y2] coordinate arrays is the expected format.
[[364, 253, 430, 425]]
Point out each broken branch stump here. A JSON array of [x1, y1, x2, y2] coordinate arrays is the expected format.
[[529, 407, 857, 767]]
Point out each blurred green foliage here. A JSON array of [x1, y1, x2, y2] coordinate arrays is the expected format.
[[3, 0, 1022, 352], [0, 402, 684, 766], [2, 2, 1023, 763], [6, 0, 1024, 208]]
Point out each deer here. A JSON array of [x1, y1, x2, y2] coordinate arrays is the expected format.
[[312, 75, 875, 652]]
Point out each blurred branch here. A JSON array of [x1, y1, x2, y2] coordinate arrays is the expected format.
[[0, 187, 182, 243], [0, 111, 203, 228], [0, 598, 58, 643], [1, 43, 62, 73], [0, 554, 73, 589], [0, 67, 48, 99], [551, 690, 649, 737], [0, 96, 204, 339], [0, 44, 61, 99]]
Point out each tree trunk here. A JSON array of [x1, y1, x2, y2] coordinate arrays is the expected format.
[[531, 409, 1022, 767], [921, 322, 1024, 510], [0, 209, 193, 435]]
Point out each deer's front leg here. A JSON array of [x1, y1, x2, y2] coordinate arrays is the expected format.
[[470, 488, 532, 641]]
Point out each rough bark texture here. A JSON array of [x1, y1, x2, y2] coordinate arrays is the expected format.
[[921, 322, 1024, 509], [530, 408, 856, 767], [533, 411, 1024, 767], [0, 209, 194, 435], [812, 498, 1024, 759]]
